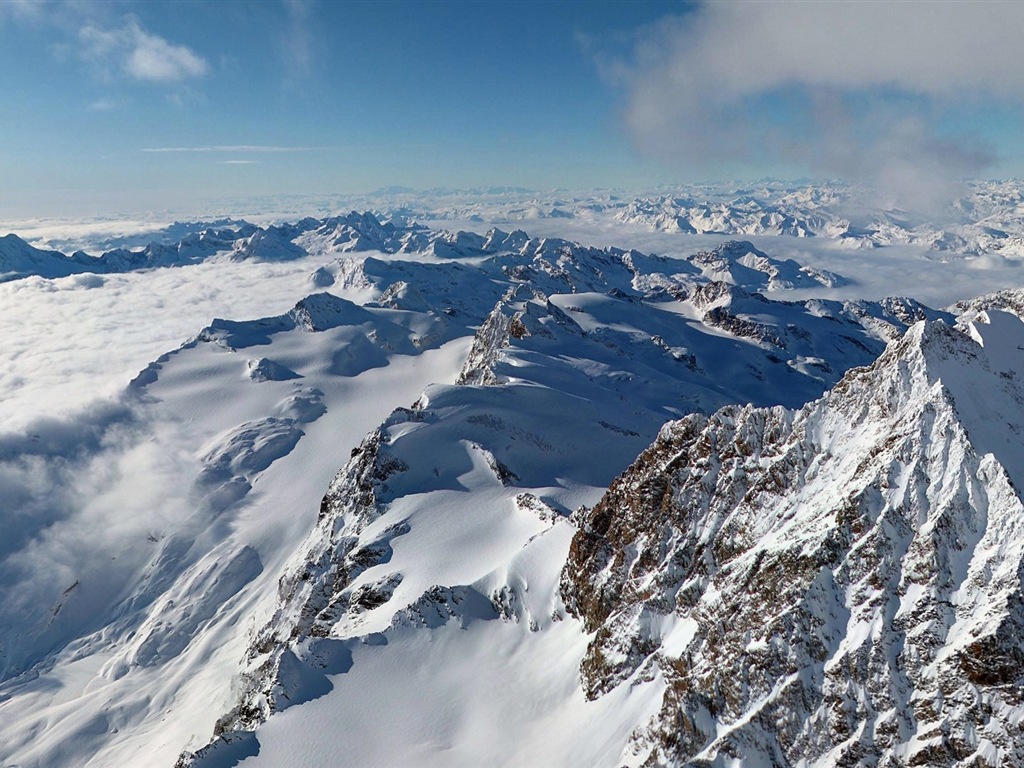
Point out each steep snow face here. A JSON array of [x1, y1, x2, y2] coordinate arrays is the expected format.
[[187, 381, 669, 768], [563, 310, 1024, 767], [0, 283, 474, 768]]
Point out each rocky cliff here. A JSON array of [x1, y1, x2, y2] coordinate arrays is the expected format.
[[563, 308, 1024, 767]]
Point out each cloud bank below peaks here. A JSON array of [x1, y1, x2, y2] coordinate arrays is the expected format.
[[612, 1, 1024, 211]]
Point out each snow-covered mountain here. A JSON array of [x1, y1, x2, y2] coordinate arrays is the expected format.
[[349, 179, 1024, 259], [0, 233, 92, 281], [163, 249, 941, 767], [612, 180, 1024, 257], [0, 211, 846, 295], [2, 202, 1024, 768], [564, 303, 1024, 766], [14, 178, 1024, 272], [0, 226, 260, 282]]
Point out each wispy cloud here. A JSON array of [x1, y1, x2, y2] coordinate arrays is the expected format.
[[142, 145, 319, 153], [0, 0, 48, 25], [78, 16, 207, 83], [5, 3, 207, 85], [282, 0, 314, 77], [87, 99, 116, 112], [608, 2, 1024, 210], [218, 160, 258, 165]]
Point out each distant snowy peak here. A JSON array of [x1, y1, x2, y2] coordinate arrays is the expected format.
[[562, 310, 1024, 767], [606, 179, 1024, 257], [2, 210, 860, 301], [0, 225, 266, 282], [689, 240, 846, 290], [299, 214, 619, 268], [0, 233, 89, 281], [424, 227, 532, 258], [348, 228, 850, 298], [0, 215, 380, 282], [297, 211, 413, 254], [229, 227, 306, 262], [20, 178, 1024, 265], [620, 197, 821, 238]]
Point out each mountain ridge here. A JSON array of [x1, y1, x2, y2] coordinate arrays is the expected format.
[[562, 305, 1024, 766]]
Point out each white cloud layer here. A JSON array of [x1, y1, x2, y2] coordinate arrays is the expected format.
[[614, 2, 1024, 209], [78, 16, 207, 83], [0, 255, 324, 432]]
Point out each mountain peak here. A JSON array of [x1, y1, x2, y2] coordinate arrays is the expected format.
[[563, 309, 1024, 766]]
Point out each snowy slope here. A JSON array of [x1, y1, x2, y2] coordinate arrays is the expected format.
[[163, 256, 941, 763], [0, 206, 1020, 768], [0, 292, 473, 767]]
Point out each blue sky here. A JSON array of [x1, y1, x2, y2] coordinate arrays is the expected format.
[[0, 0, 685, 215], [2, 1, 1024, 216]]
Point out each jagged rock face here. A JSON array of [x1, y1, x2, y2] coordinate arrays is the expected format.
[[954, 287, 1024, 320], [562, 313, 1024, 767], [456, 289, 532, 385], [204, 411, 415, 740]]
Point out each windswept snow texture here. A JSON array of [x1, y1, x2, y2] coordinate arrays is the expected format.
[[2, 202, 1024, 768]]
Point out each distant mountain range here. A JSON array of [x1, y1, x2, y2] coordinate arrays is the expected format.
[[14, 179, 1024, 262]]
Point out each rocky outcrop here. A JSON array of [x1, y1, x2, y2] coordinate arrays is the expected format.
[[456, 292, 531, 385], [183, 410, 417, 756]]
